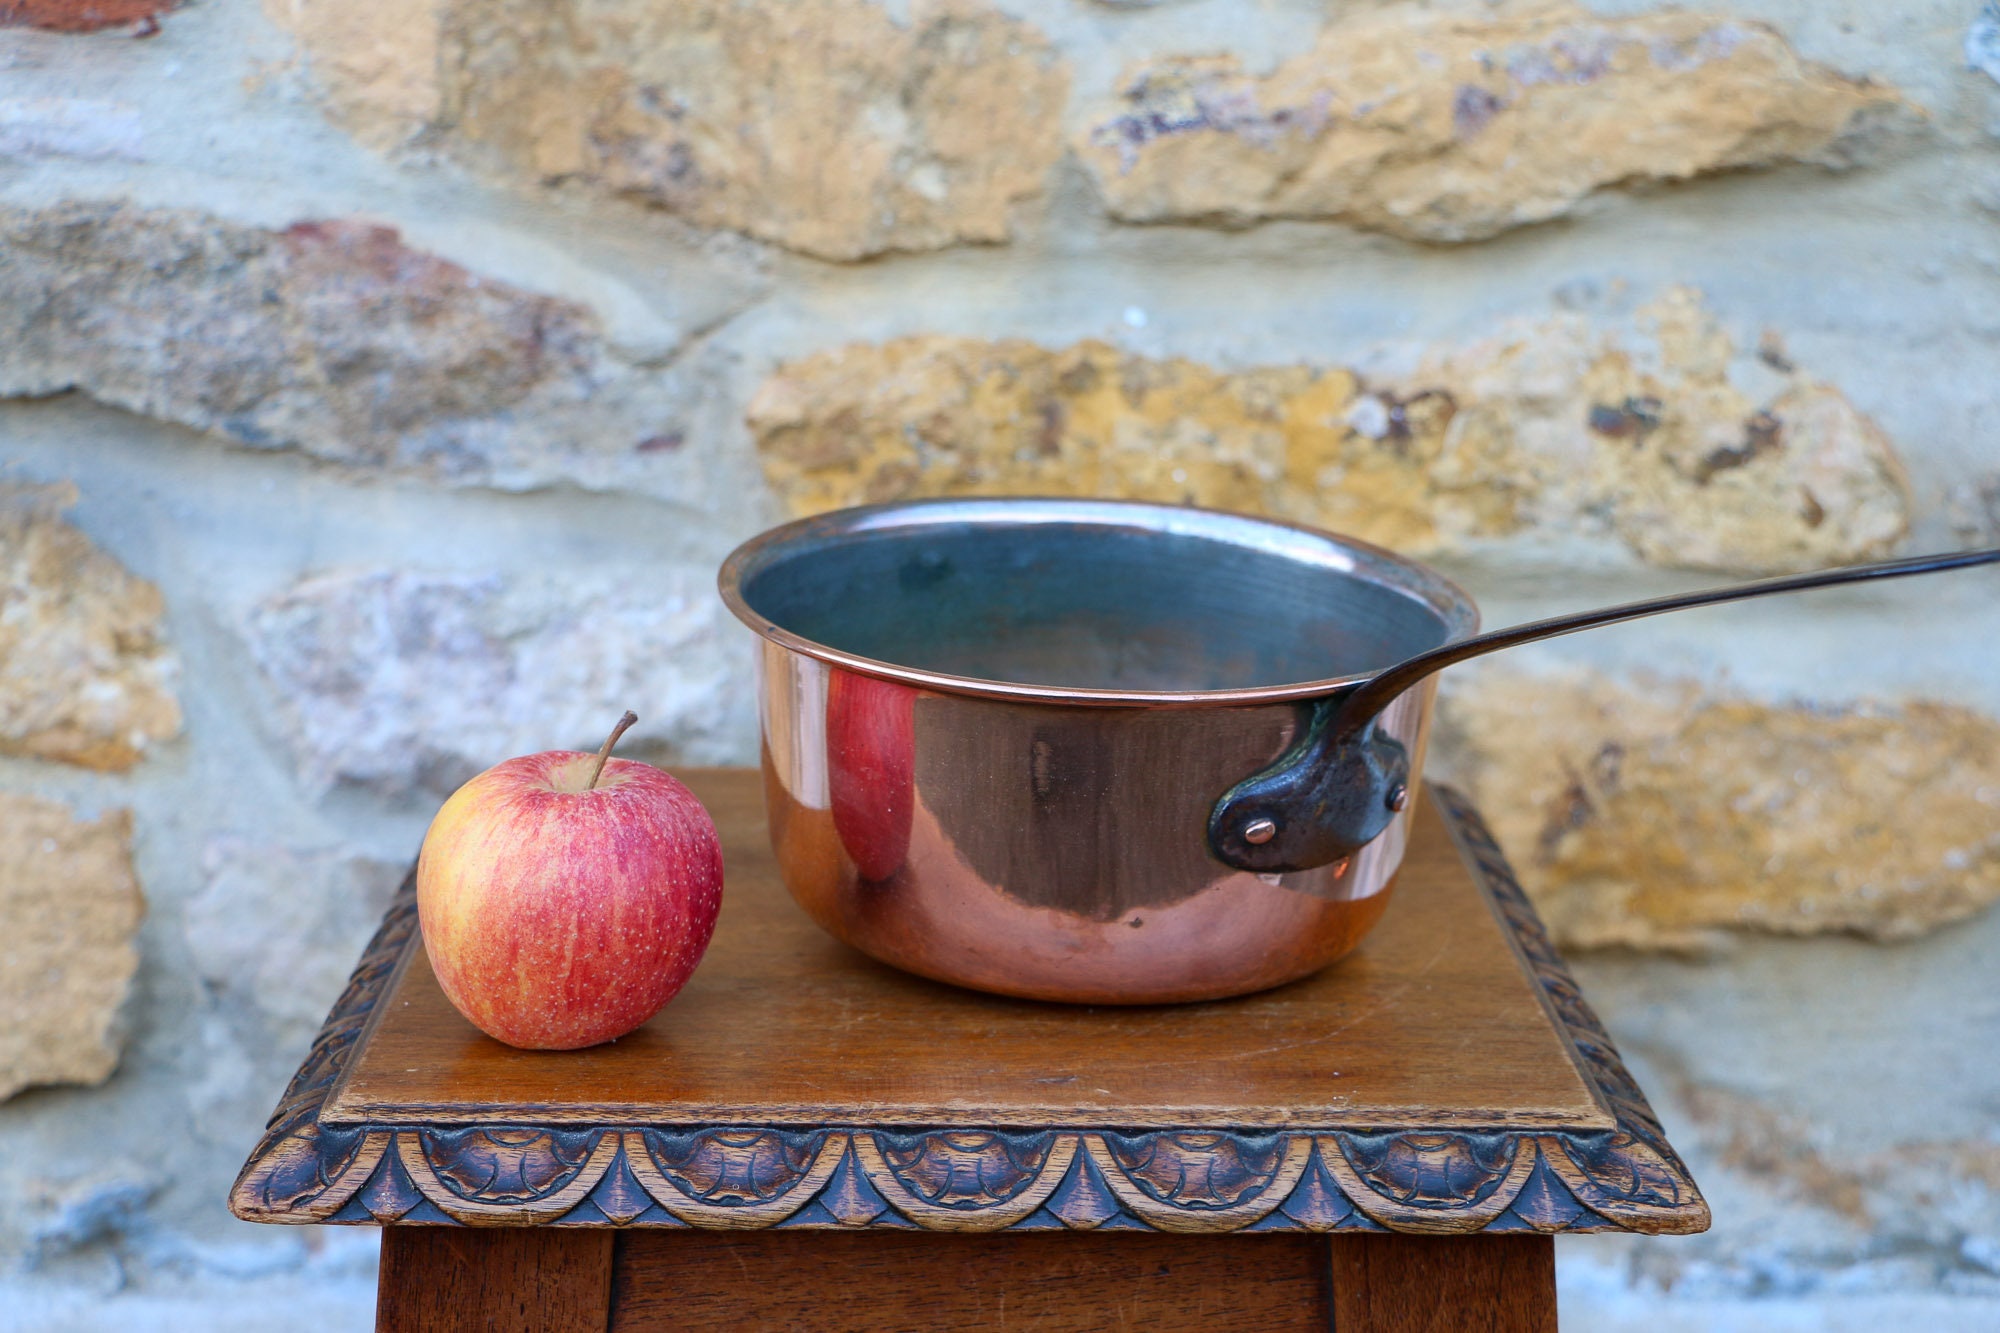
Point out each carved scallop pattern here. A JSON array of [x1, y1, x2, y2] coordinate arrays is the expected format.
[[397, 1130, 620, 1224], [855, 1131, 1076, 1231], [1086, 1132, 1313, 1232], [625, 1129, 848, 1228], [1320, 1132, 1536, 1234], [1540, 1132, 1704, 1227], [422, 1128, 600, 1201], [230, 1125, 392, 1222]]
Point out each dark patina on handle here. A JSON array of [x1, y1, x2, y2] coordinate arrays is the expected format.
[[1206, 697, 1409, 874], [1210, 544, 2000, 875]]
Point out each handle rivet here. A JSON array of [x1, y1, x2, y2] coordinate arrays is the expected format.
[[1243, 817, 1279, 845], [1386, 783, 1409, 814]]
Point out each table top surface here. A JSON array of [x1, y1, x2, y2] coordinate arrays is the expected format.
[[325, 771, 1608, 1132], [231, 769, 1706, 1237]]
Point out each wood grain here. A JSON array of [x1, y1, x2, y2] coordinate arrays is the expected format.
[[324, 771, 1608, 1132], [608, 1230, 1331, 1333], [376, 1226, 613, 1333], [1329, 1234, 1556, 1333]]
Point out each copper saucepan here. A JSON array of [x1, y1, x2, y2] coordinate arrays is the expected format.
[[719, 498, 1999, 1005]]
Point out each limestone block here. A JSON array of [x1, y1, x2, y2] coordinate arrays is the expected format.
[[0, 795, 145, 1102], [268, 0, 1068, 261], [262, 0, 442, 150], [186, 842, 404, 1047], [0, 201, 702, 496], [749, 287, 1910, 573], [1440, 670, 2000, 951], [0, 483, 180, 772], [1425, 288, 1910, 572], [242, 566, 753, 798], [1078, 2, 1913, 242]]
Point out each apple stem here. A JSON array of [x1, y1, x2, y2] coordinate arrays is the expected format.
[[585, 711, 639, 790]]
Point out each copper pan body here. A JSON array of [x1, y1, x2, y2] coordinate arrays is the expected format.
[[720, 499, 1478, 1005]]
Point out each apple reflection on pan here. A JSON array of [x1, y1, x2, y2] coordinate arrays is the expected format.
[[720, 497, 2000, 1006]]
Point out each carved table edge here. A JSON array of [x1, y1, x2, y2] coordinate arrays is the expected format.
[[228, 784, 1710, 1237]]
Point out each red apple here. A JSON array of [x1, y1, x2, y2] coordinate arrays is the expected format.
[[416, 712, 722, 1050]]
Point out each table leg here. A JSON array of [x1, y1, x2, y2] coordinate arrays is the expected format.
[[376, 1226, 614, 1333], [1328, 1234, 1556, 1333]]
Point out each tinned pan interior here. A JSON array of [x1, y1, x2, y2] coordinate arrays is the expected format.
[[719, 498, 1481, 706]]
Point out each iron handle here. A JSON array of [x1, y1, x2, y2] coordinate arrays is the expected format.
[[1209, 544, 2000, 874]]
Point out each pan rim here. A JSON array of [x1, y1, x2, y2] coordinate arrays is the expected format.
[[717, 496, 1482, 708]]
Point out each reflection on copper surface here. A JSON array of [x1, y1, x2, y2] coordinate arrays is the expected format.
[[760, 746, 844, 928], [827, 672, 917, 882]]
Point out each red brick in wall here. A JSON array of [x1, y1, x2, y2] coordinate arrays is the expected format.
[[0, 0, 175, 33]]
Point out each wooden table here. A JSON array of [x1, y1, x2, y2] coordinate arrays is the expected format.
[[231, 770, 1706, 1331]]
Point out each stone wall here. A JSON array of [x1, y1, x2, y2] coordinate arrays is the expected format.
[[1, 0, 1997, 1327]]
